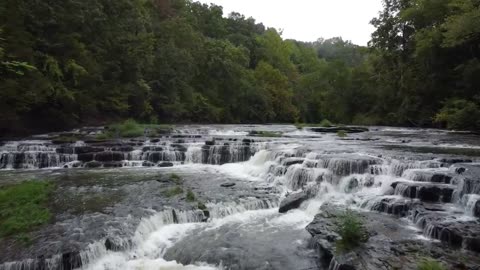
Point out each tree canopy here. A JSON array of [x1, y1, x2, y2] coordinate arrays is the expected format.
[[1, 0, 479, 135]]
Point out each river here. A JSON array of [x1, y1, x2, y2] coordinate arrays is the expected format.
[[0, 125, 479, 269]]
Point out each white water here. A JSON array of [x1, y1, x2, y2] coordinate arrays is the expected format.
[[208, 130, 249, 136], [1, 126, 480, 270], [77, 147, 432, 269]]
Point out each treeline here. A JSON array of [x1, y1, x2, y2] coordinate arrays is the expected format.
[[1, 0, 479, 135]]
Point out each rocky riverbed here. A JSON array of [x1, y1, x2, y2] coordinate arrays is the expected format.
[[0, 125, 479, 270]]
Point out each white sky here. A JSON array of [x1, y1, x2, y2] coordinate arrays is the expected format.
[[197, 0, 383, 46]]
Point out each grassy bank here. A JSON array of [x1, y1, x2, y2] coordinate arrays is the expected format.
[[0, 181, 53, 240], [96, 119, 175, 139]]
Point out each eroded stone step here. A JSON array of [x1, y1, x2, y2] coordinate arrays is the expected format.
[[412, 207, 480, 252], [392, 181, 455, 203], [306, 204, 480, 270], [402, 168, 455, 184]]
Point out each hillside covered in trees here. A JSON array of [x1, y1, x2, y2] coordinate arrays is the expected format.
[[1, 0, 479, 135]]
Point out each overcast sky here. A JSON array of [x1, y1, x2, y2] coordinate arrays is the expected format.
[[196, 0, 383, 46]]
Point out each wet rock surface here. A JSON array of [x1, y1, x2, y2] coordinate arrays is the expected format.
[[306, 204, 480, 270], [279, 191, 309, 213], [308, 126, 369, 134], [1, 125, 480, 270]]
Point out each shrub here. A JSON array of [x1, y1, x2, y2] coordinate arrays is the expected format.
[[164, 186, 183, 197], [337, 130, 347, 138], [0, 181, 53, 237], [186, 189, 196, 202], [417, 259, 446, 270], [108, 119, 145, 138], [335, 210, 368, 252], [320, 119, 333, 127], [434, 99, 480, 131]]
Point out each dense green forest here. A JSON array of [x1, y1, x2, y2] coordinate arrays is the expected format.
[[1, 0, 479, 135]]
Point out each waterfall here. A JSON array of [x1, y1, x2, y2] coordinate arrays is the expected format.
[[460, 194, 480, 217], [0, 139, 265, 169], [0, 141, 77, 169], [207, 198, 279, 219], [387, 159, 442, 176]]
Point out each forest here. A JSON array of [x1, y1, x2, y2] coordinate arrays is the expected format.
[[0, 0, 479, 135]]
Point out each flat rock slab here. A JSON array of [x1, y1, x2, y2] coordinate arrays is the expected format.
[[309, 126, 369, 134], [306, 204, 480, 270], [279, 191, 309, 213]]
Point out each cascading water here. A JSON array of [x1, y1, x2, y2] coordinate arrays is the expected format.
[[0, 138, 264, 169], [1, 125, 480, 269], [0, 141, 77, 169]]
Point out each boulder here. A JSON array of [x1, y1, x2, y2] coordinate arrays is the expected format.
[[158, 162, 174, 167], [282, 158, 304, 167], [279, 191, 309, 213], [142, 161, 155, 167], [220, 183, 236, 188], [455, 167, 466, 174]]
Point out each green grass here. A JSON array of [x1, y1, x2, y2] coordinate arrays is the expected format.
[[417, 259, 446, 270], [337, 130, 347, 138], [0, 181, 53, 238], [335, 210, 368, 253], [109, 119, 145, 138], [98, 119, 175, 139], [170, 173, 182, 184], [186, 189, 196, 202], [164, 186, 183, 197]]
